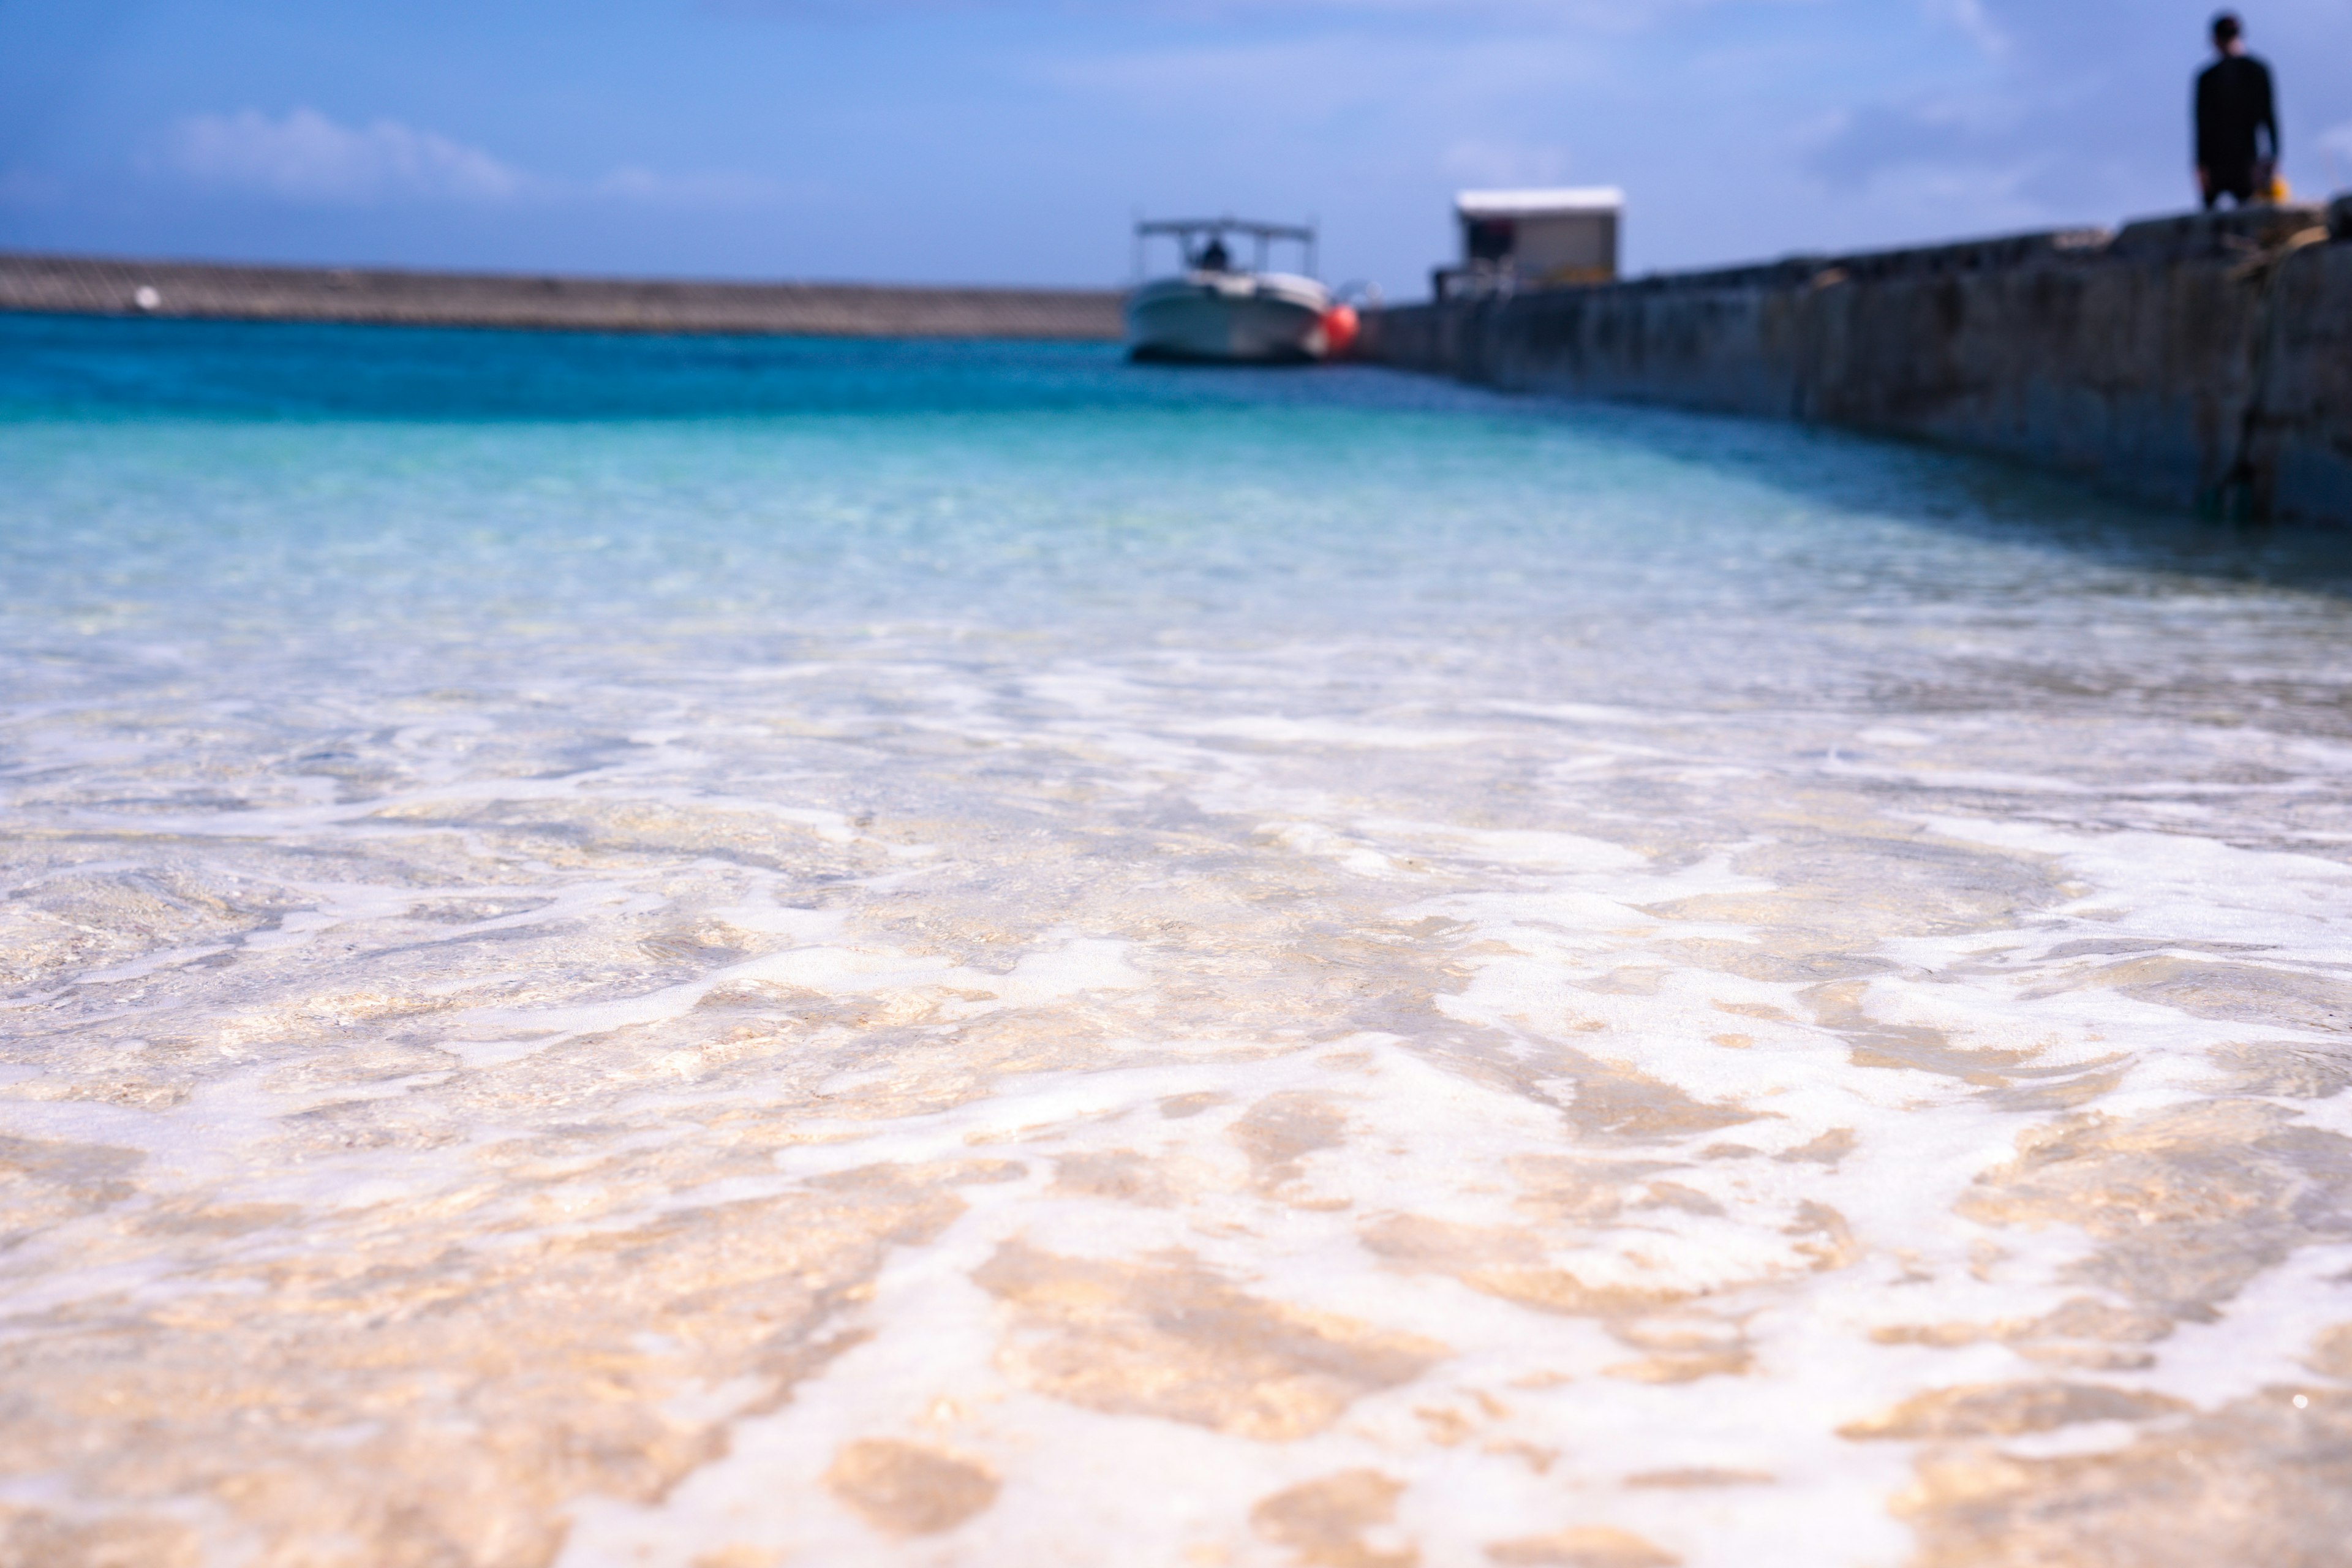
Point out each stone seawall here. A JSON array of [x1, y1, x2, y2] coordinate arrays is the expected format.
[[0, 251, 1126, 341], [1362, 203, 2352, 525]]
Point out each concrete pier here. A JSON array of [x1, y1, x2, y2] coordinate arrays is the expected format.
[[0, 251, 1125, 341], [1362, 202, 2352, 525]]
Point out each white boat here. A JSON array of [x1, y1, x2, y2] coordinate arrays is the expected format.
[[1125, 217, 1354, 364]]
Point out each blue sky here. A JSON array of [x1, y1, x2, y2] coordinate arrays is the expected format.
[[2, 1, 2347, 293]]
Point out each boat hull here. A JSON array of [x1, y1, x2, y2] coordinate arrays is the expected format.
[[1125, 273, 1332, 364]]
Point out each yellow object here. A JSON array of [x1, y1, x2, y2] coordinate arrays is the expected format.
[[2271, 171, 2292, 203]]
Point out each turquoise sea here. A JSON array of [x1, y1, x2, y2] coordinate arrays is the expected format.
[[4, 313, 2350, 1566]]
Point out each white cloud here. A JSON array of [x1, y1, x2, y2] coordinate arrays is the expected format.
[[1924, 0, 2008, 56], [157, 108, 794, 213], [1441, 138, 1574, 187], [166, 108, 527, 203], [1804, 97, 2027, 190]]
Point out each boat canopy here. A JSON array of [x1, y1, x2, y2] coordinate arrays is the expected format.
[[1134, 216, 1317, 279]]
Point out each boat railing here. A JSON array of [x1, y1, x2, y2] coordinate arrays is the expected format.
[[1134, 216, 1318, 281]]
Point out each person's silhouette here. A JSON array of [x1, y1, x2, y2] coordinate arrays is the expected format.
[[1197, 236, 1231, 273], [2196, 12, 2279, 208]]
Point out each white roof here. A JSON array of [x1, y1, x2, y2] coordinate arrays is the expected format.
[[1455, 187, 1624, 218]]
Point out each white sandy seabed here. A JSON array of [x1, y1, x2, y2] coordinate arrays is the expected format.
[[3, 393, 2352, 1568]]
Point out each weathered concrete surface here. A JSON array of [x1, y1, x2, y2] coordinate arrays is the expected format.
[[1362, 205, 2352, 524], [0, 251, 1125, 340]]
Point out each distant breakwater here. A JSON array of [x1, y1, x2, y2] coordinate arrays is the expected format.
[[0, 251, 1125, 341], [1363, 202, 2352, 526]]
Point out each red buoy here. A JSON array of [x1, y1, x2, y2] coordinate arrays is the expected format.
[[1320, 304, 1360, 360]]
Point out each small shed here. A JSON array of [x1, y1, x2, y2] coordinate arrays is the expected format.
[[1441, 187, 1623, 297]]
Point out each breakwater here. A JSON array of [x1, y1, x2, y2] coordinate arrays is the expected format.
[[0, 251, 1125, 339], [1363, 202, 2352, 524]]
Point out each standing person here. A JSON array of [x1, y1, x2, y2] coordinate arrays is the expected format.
[[2195, 12, 2280, 208]]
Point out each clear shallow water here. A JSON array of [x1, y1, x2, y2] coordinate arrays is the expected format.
[[4, 314, 2351, 1567]]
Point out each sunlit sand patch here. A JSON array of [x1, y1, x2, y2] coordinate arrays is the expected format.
[[1952, 1099, 2352, 1320], [1361, 1215, 1695, 1318], [1485, 1526, 1682, 1567], [1602, 1312, 1755, 1384], [973, 1240, 1447, 1440], [822, 1438, 1000, 1537], [1871, 1295, 2176, 1373], [2310, 1322, 2352, 1379], [0, 1159, 1000, 1565], [0, 1131, 144, 1243], [1249, 1469, 1415, 1568], [1229, 1090, 1353, 1203], [2209, 1039, 2352, 1099], [1891, 1387, 2352, 1568], [1838, 1381, 2191, 1440], [1047, 1147, 1184, 1207], [1623, 1468, 1774, 1489]]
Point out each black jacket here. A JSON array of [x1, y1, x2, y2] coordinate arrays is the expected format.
[[2196, 53, 2278, 173]]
